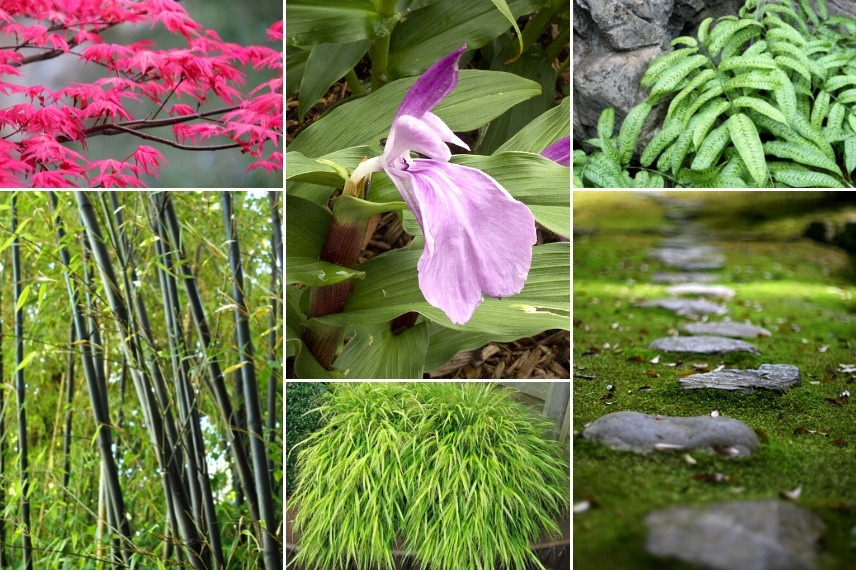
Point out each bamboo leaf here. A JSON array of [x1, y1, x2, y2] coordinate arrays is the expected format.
[[728, 112, 768, 186], [15, 283, 31, 312]]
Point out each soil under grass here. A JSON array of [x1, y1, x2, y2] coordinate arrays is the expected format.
[[573, 191, 856, 570]]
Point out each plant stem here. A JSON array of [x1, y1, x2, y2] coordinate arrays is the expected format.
[[369, 0, 398, 89], [344, 69, 364, 95]]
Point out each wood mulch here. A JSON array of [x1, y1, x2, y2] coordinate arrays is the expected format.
[[287, 41, 570, 380]]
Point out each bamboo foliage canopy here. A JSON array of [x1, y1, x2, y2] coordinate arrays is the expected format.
[[0, 191, 282, 569]]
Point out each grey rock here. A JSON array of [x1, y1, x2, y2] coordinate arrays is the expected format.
[[648, 335, 760, 355], [679, 364, 800, 395], [645, 500, 825, 570], [666, 284, 736, 300], [583, 411, 759, 457], [637, 298, 729, 317], [681, 321, 771, 339], [649, 246, 725, 270], [650, 271, 721, 283], [828, 0, 856, 20]]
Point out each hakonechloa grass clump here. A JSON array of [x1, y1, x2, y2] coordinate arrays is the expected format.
[[291, 382, 569, 570]]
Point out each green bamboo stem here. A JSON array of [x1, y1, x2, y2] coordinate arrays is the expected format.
[[369, 0, 398, 89]]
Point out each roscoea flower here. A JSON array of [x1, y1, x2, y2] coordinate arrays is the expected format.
[[350, 45, 537, 325]]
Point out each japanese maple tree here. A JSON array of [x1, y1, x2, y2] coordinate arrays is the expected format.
[[0, 0, 282, 187]]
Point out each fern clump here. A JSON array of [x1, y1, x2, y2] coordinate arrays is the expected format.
[[576, 0, 856, 188]]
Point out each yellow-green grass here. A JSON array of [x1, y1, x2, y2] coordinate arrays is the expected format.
[[573, 192, 856, 570]]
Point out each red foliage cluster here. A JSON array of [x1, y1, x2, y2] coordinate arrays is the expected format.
[[0, 0, 282, 187]]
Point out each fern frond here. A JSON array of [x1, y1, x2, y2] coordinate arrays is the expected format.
[[718, 55, 778, 73], [769, 164, 842, 187], [766, 26, 807, 47], [811, 90, 830, 130], [667, 69, 718, 119], [728, 112, 768, 186], [692, 100, 732, 150], [845, 135, 856, 175], [764, 3, 810, 34], [821, 127, 849, 142], [804, 39, 831, 56], [731, 96, 787, 124], [676, 166, 726, 188], [670, 126, 696, 174], [698, 17, 714, 47], [641, 48, 699, 89], [617, 102, 653, 166], [649, 55, 710, 102], [773, 69, 798, 120], [573, 150, 587, 167], [823, 75, 856, 92], [671, 36, 698, 48], [791, 112, 836, 161], [797, 0, 819, 28], [720, 27, 764, 61], [818, 0, 827, 20], [725, 71, 780, 92], [691, 122, 731, 170], [682, 85, 727, 129], [709, 19, 763, 57], [828, 102, 846, 129], [774, 55, 813, 83], [836, 88, 856, 104], [640, 121, 682, 167], [817, 53, 852, 71], [763, 140, 840, 174], [582, 153, 625, 188], [596, 107, 622, 167], [743, 39, 769, 58]]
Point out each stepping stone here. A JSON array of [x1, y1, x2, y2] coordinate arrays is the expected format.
[[648, 335, 760, 355], [637, 298, 729, 317], [650, 272, 721, 284], [679, 364, 800, 394], [582, 411, 759, 457], [645, 500, 824, 570], [649, 246, 725, 271], [680, 321, 771, 338], [666, 283, 735, 300]]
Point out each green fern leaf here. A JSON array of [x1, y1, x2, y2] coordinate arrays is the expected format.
[[720, 27, 764, 61], [677, 166, 726, 188], [573, 169, 583, 188], [811, 90, 830, 130], [692, 100, 731, 150], [763, 140, 841, 174], [671, 36, 698, 48], [797, 0, 819, 27], [818, 0, 827, 20], [709, 19, 762, 57], [766, 26, 807, 47], [849, 112, 856, 133], [827, 102, 846, 129], [773, 69, 798, 120], [764, 4, 810, 34], [769, 40, 814, 71], [582, 153, 626, 188], [791, 113, 836, 161], [641, 121, 682, 167], [743, 39, 769, 58], [818, 53, 852, 70], [573, 150, 588, 167], [731, 95, 787, 124], [774, 55, 812, 83], [804, 39, 831, 56], [698, 17, 715, 47], [821, 127, 850, 142], [649, 55, 710, 102], [725, 71, 780, 92], [641, 48, 699, 89], [718, 55, 778, 73], [691, 122, 731, 170], [845, 136, 856, 174], [668, 69, 718, 119], [597, 108, 622, 167], [682, 84, 727, 129], [837, 88, 856, 105], [823, 75, 856, 92], [770, 167, 841, 187], [728, 112, 768, 186], [618, 102, 653, 166]]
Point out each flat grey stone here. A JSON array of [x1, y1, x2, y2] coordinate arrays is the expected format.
[[681, 321, 772, 339], [650, 272, 722, 284], [583, 411, 759, 457], [679, 364, 800, 395], [637, 298, 729, 317], [645, 500, 824, 570], [650, 246, 725, 270], [666, 284, 736, 300], [648, 335, 760, 355]]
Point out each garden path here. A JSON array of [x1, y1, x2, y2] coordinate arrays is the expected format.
[[574, 192, 856, 570]]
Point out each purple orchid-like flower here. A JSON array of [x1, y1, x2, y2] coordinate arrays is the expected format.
[[541, 136, 570, 166], [350, 45, 536, 325]]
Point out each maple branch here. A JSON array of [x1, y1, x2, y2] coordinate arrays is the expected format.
[[96, 123, 242, 151]]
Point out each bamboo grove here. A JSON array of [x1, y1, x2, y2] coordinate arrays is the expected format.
[[0, 192, 282, 569]]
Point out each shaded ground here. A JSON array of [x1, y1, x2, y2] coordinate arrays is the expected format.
[[573, 191, 856, 569]]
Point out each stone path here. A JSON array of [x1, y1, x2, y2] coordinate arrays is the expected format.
[[579, 195, 822, 570]]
